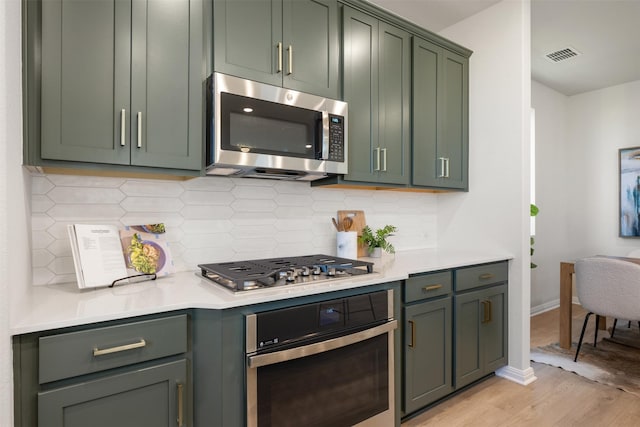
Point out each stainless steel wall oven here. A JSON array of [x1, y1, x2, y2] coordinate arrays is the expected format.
[[245, 290, 397, 426]]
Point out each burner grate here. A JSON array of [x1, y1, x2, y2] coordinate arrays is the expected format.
[[198, 254, 374, 292]]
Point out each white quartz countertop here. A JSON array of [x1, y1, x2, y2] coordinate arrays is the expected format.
[[10, 248, 513, 335]]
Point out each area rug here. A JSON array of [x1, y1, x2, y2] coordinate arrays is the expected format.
[[530, 325, 640, 397]]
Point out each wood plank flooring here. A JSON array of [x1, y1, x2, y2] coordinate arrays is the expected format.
[[402, 305, 640, 426]]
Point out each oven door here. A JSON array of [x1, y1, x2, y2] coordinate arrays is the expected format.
[[246, 320, 397, 427]]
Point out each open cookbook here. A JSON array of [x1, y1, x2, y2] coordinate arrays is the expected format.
[[68, 223, 175, 289]]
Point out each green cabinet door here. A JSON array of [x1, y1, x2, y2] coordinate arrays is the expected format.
[[342, 7, 410, 185], [454, 284, 508, 389], [39, 0, 202, 171], [378, 22, 410, 185], [213, 0, 282, 86], [412, 37, 468, 190], [40, 0, 131, 165], [38, 359, 187, 427], [403, 297, 453, 414], [282, 0, 339, 98], [130, 0, 203, 170], [214, 0, 339, 98]]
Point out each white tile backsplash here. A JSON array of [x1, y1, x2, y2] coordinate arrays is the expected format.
[[30, 173, 439, 285]]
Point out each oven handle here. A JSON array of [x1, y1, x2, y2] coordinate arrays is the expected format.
[[247, 319, 397, 368]]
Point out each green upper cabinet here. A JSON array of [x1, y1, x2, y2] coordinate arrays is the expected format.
[[412, 37, 469, 190], [342, 6, 410, 185], [213, 0, 339, 99], [35, 0, 204, 171]]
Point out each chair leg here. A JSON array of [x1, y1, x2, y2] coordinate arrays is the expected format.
[[594, 315, 600, 347], [612, 318, 618, 338], [575, 312, 593, 362]]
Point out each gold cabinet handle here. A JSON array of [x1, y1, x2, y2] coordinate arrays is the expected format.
[[479, 273, 495, 280], [408, 320, 415, 348], [120, 109, 126, 146], [438, 157, 446, 178], [277, 42, 283, 73], [422, 284, 442, 292], [381, 148, 387, 171], [487, 300, 493, 323], [287, 45, 293, 75], [136, 112, 142, 148], [93, 338, 146, 356], [177, 383, 184, 427], [481, 300, 492, 324]]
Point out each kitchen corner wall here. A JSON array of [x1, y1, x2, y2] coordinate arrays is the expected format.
[[31, 173, 438, 285]]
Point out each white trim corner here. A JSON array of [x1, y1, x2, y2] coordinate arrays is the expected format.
[[495, 365, 537, 385]]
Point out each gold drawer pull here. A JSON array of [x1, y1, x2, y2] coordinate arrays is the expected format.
[[423, 284, 443, 292], [479, 273, 495, 280], [93, 339, 146, 357]]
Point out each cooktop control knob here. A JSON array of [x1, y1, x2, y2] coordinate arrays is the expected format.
[[286, 270, 297, 282], [301, 266, 310, 276], [312, 266, 322, 275], [327, 267, 336, 276]]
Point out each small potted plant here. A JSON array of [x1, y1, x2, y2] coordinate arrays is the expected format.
[[359, 225, 397, 257]]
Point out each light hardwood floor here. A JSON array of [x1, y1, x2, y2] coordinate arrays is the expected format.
[[402, 305, 640, 426]]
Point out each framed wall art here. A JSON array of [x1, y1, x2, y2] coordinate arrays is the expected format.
[[619, 146, 640, 237]]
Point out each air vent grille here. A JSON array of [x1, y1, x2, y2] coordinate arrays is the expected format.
[[545, 47, 581, 63]]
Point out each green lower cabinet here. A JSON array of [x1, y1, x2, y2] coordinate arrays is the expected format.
[[454, 283, 508, 389], [38, 359, 187, 427], [403, 297, 453, 414]]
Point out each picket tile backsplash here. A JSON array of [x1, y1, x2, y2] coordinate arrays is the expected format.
[[31, 173, 438, 285]]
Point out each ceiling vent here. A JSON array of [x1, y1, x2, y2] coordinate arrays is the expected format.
[[545, 47, 581, 63]]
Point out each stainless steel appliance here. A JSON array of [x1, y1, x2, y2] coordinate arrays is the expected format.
[[206, 73, 348, 181], [245, 289, 397, 427], [198, 254, 374, 292]]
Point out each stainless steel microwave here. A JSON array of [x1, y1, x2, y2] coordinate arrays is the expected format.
[[206, 73, 348, 181]]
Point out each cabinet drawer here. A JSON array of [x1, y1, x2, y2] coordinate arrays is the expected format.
[[404, 271, 452, 303], [455, 262, 508, 292], [39, 314, 187, 384]]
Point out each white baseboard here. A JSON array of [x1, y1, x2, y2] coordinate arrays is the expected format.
[[495, 365, 537, 385], [530, 299, 559, 316], [531, 298, 581, 316]]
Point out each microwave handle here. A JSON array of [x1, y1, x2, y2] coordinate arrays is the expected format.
[[320, 111, 329, 160]]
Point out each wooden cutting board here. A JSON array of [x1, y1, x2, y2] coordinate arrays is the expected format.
[[337, 210, 367, 257]]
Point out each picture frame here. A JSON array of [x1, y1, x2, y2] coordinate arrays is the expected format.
[[619, 146, 640, 237]]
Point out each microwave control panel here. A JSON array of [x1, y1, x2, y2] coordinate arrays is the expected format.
[[327, 115, 345, 162]]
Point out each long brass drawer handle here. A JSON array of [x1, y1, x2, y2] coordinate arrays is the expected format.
[[423, 284, 442, 292], [479, 273, 495, 280], [93, 339, 146, 356], [177, 383, 184, 427], [408, 320, 415, 348]]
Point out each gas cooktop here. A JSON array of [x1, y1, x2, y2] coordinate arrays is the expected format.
[[198, 254, 375, 292]]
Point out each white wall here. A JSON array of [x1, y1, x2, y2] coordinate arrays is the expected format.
[[2, 0, 31, 423], [439, 0, 534, 382], [531, 79, 640, 312], [567, 80, 640, 256], [530, 80, 569, 312]]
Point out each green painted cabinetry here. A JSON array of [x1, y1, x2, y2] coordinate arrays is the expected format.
[[342, 6, 411, 185], [412, 37, 469, 190], [26, 0, 205, 172], [13, 313, 192, 427], [454, 263, 508, 389], [213, 0, 340, 99], [402, 272, 453, 415]]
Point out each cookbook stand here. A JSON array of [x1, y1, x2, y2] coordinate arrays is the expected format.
[[109, 273, 157, 288]]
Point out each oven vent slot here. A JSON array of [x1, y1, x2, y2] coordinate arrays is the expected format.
[[545, 46, 581, 63]]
